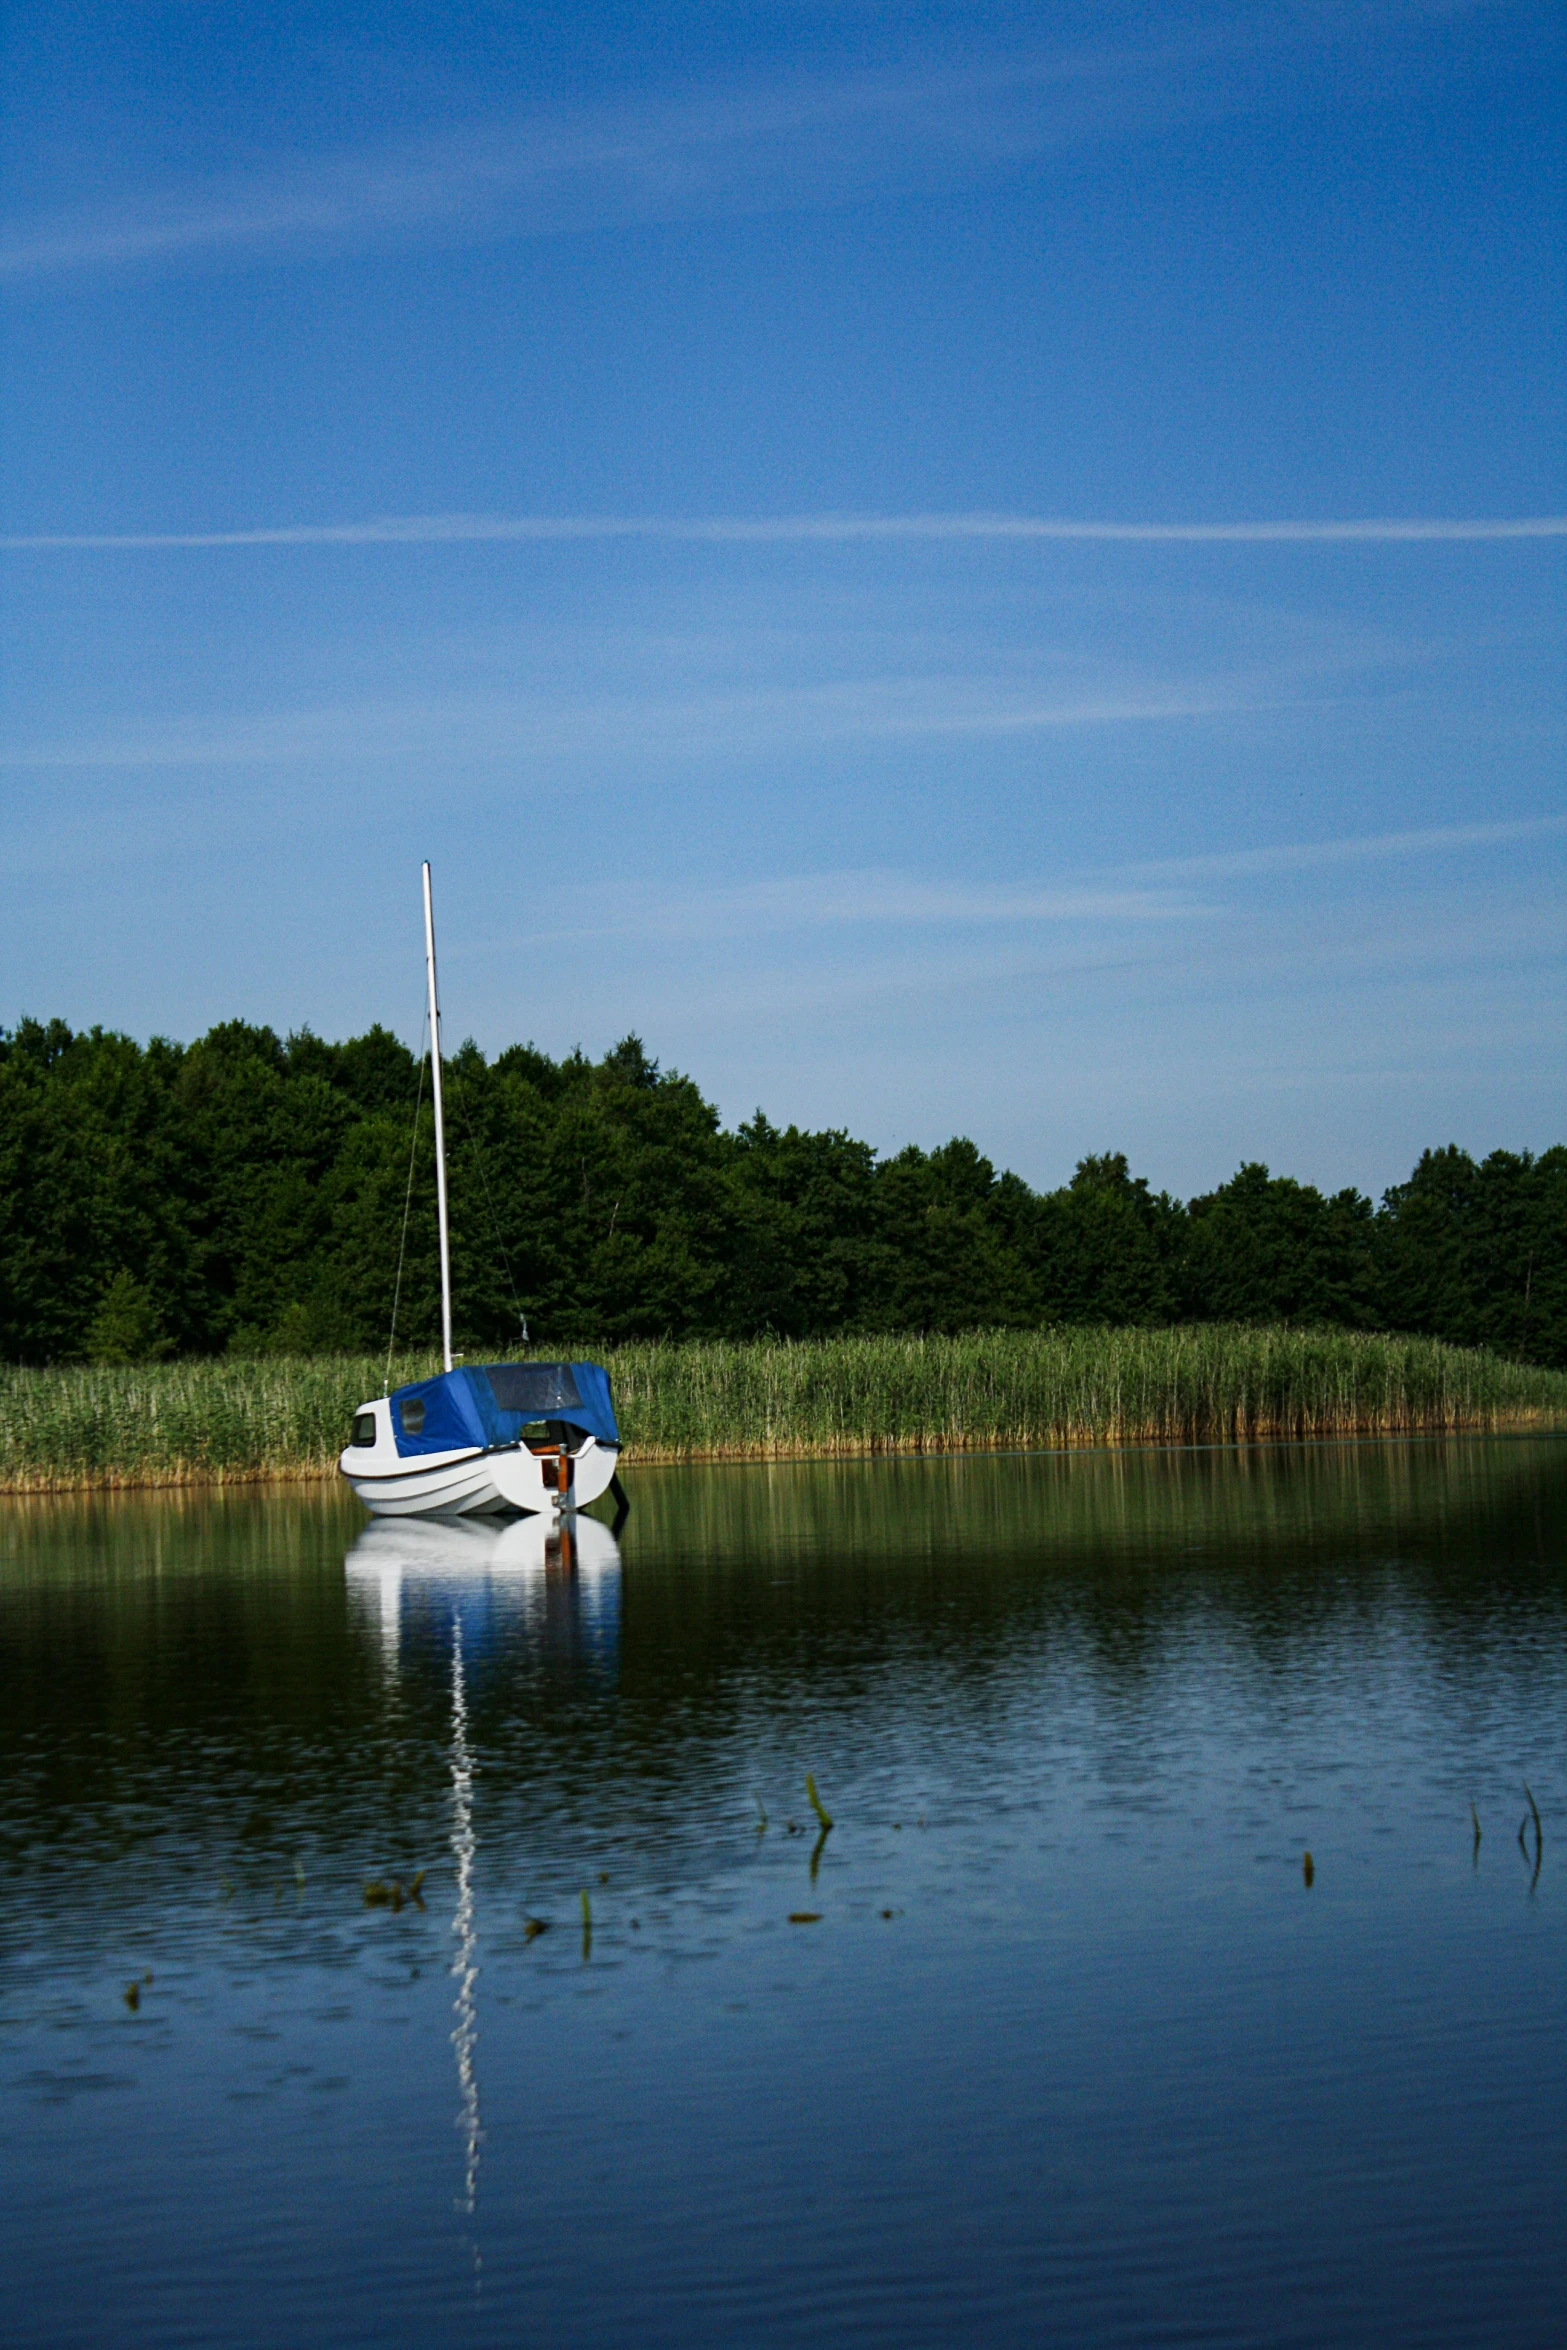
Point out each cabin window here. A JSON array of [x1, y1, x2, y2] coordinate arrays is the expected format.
[[484, 1364, 582, 1415], [351, 1412, 377, 1448], [399, 1397, 426, 1436]]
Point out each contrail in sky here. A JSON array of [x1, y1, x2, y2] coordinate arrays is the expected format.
[[3, 512, 1563, 550], [0, 7, 1504, 282]]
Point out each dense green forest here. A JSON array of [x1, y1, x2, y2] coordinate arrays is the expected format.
[[1, 1016, 1561, 1370]]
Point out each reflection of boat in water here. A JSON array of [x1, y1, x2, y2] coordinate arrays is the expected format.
[[347, 1508, 623, 1581], [346, 1511, 623, 1677], [345, 1509, 624, 2229], [338, 865, 626, 1521]]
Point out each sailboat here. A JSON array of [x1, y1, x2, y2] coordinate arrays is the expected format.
[[338, 864, 625, 1520]]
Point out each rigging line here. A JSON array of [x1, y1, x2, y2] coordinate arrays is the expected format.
[[385, 1011, 429, 1390], [449, 1073, 529, 1347]]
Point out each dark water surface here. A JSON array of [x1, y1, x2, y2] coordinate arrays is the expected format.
[[1, 1440, 1563, 2349]]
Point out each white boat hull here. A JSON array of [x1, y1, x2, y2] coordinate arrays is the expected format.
[[339, 1401, 621, 1519], [340, 1446, 510, 1517]]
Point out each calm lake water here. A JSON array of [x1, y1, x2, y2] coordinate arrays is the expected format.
[[1, 1439, 1563, 2349]]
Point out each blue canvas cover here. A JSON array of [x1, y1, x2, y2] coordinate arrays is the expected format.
[[389, 1361, 619, 1456]]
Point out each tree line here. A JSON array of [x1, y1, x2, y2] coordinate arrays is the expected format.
[[1, 1016, 1561, 1369]]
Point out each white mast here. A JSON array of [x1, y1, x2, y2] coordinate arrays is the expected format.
[[422, 861, 455, 1374]]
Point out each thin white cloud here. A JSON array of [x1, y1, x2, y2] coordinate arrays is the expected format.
[[1136, 812, 1567, 881], [4, 510, 1562, 551], [0, 5, 1505, 280], [515, 814, 1567, 951], [510, 882, 1566, 1057], [0, 39, 1224, 278], [568, 871, 1208, 942], [0, 674, 1256, 774]]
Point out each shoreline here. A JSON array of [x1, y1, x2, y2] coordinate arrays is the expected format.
[[4, 1327, 1564, 1497], [3, 1409, 1564, 1496]]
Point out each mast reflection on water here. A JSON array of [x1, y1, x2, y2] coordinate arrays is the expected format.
[[344, 1513, 624, 2232], [449, 1616, 479, 2220]]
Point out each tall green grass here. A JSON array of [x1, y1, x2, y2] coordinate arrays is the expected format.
[[611, 1327, 1567, 1460], [0, 1328, 1563, 1493], [0, 1353, 437, 1493]]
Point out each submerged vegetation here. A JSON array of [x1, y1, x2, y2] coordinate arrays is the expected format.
[[1, 1327, 1563, 1492]]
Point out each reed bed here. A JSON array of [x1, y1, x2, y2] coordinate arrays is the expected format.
[[1, 1327, 1563, 1494], [610, 1327, 1567, 1461], [0, 1353, 440, 1494]]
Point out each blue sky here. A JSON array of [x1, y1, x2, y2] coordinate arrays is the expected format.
[[1, 1, 1562, 1197]]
